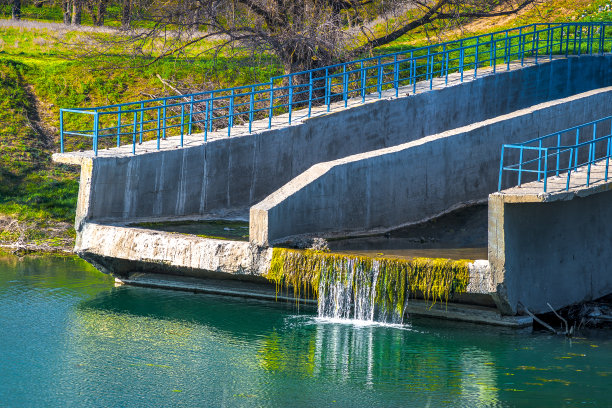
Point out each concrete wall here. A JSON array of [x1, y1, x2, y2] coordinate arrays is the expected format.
[[488, 188, 612, 315], [75, 55, 612, 225], [250, 87, 612, 245]]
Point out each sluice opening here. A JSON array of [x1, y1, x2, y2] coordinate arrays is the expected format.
[[328, 204, 488, 261]]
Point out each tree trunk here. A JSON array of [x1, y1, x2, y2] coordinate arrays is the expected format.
[[121, 0, 131, 29], [95, 0, 107, 26], [11, 0, 21, 20], [63, 0, 72, 24], [72, 0, 82, 25]]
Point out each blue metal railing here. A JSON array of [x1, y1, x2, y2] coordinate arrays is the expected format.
[[60, 22, 612, 156], [498, 116, 612, 192]]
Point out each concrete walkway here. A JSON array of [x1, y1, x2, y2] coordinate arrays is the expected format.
[[497, 158, 612, 202]]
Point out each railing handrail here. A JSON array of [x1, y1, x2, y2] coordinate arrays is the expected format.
[[60, 21, 612, 156], [499, 115, 612, 193]]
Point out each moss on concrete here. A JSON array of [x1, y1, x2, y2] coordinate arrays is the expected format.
[[265, 248, 471, 315]]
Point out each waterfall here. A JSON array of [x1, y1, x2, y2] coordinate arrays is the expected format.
[[265, 248, 471, 324], [317, 258, 407, 324]]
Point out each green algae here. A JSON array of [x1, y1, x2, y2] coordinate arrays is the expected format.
[[132, 220, 249, 241], [265, 248, 472, 317]]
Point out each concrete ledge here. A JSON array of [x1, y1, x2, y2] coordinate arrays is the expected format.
[[76, 222, 272, 279], [114, 272, 530, 327]]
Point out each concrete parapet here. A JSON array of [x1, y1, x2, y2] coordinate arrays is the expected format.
[[54, 55, 612, 227], [250, 87, 612, 245]]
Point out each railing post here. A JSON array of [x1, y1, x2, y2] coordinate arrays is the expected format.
[[498, 145, 505, 191], [268, 81, 274, 129], [132, 110, 137, 155], [228, 89, 234, 137], [575, 128, 580, 169], [556, 133, 561, 176], [378, 57, 383, 98], [157, 107, 161, 150], [208, 92, 214, 134], [520, 27, 525, 66], [93, 112, 99, 156], [288, 74, 294, 123], [444, 44, 449, 86], [474, 37, 480, 78], [325, 69, 330, 112], [204, 97, 209, 140], [492, 34, 497, 73], [578, 24, 583, 56], [606, 132, 611, 182], [117, 105, 121, 147], [518, 148, 524, 187], [538, 139, 542, 181], [188, 95, 194, 135], [429, 52, 433, 90], [412, 51, 417, 94], [394, 54, 399, 97], [600, 23, 605, 54], [573, 25, 578, 55], [565, 25, 570, 57], [535, 31, 540, 64], [308, 71, 313, 116], [162, 99, 167, 140], [532, 25, 537, 61], [361, 62, 366, 102], [543, 148, 549, 192], [505, 30, 510, 70], [180, 104, 185, 147], [587, 123, 597, 187], [249, 87, 254, 133], [546, 27, 551, 57], [566, 148, 573, 191], [342, 66, 348, 108], [59, 109, 64, 153], [460, 40, 465, 82], [139, 102, 144, 144]]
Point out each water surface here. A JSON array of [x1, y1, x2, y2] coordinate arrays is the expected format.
[[1, 255, 611, 407]]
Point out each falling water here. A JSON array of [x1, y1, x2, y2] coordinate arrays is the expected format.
[[316, 258, 407, 324], [265, 248, 471, 325]]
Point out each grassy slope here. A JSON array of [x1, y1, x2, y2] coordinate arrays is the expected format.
[[0, 0, 610, 253]]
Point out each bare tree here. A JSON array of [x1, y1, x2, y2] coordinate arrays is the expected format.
[[71, 0, 82, 24], [11, 0, 21, 20], [62, 0, 71, 24], [78, 0, 541, 75], [121, 0, 131, 28], [85, 0, 109, 26]]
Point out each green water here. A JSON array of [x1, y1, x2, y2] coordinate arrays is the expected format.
[[1, 256, 612, 407]]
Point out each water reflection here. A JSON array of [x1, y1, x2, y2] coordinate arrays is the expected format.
[[74, 286, 508, 406], [2, 256, 612, 407]]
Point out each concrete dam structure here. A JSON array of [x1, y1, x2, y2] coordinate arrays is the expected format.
[[54, 23, 612, 326]]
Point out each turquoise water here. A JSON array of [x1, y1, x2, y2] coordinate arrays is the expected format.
[[1, 256, 612, 407]]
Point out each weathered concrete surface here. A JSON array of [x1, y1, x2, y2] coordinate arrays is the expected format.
[[76, 222, 273, 280], [250, 87, 612, 245], [489, 158, 612, 315], [54, 55, 612, 228]]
